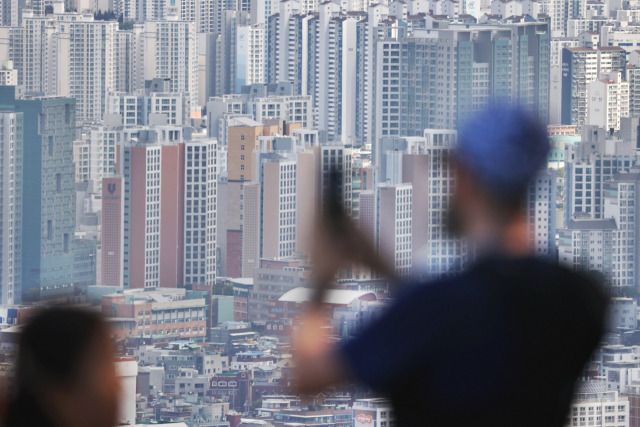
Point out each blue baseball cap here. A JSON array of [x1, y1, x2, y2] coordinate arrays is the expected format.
[[455, 105, 550, 201]]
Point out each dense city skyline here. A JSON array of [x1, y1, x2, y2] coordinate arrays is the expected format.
[[0, 0, 640, 425]]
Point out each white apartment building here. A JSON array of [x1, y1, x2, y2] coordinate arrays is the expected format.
[[140, 17, 199, 112], [558, 218, 616, 284], [563, 127, 637, 223], [490, 0, 523, 17], [73, 140, 90, 183], [602, 26, 640, 53], [235, 24, 265, 92], [422, 130, 467, 277], [22, 12, 69, 97], [604, 169, 640, 288], [22, 11, 117, 122], [588, 72, 630, 132], [0, 27, 23, 86], [267, 3, 387, 145], [304, 1, 361, 144], [249, 96, 313, 128], [562, 46, 626, 127], [106, 90, 191, 127], [528, 169, 557, 257], [377, 183, 413, 277], [567, 382, 629, 427], [184, 139, 217, 287], [207, 89, 314, 134], [566, 17, 609, 38], [270, 0, 302, 86], [86, 127, 120, 192], [0, 0, 24, 27], [551, 39, 579, 124], [61, 15, 117, 122], [543, 0, 587, 37], [0, 60, 17, 86], [626, 51, 640, 118]]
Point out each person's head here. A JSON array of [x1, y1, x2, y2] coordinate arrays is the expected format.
[[449, 105, 550, 253], [12, 307, 120, 427]]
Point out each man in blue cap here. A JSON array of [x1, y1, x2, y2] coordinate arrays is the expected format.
[[293, 105, 607, 426]]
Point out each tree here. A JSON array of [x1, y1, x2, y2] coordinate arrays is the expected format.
[[119, 20, 134, 30], [94, 10, 117, 20]]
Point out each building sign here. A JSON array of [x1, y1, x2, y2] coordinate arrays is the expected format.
[[355, 413, 373, 425]]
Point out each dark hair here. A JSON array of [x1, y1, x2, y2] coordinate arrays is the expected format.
[[14, 307, 109, 394], [4, 307, 110, 426]]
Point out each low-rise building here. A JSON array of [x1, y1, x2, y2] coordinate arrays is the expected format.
[[208, 371, 252, 412], [102, 288, 208, 340]]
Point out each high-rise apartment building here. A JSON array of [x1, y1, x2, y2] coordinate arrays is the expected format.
[[184, 138, 217, 287], [564, 126, 638, 223], [320, 145, 353, 217], [0, 86, 76, 301], [588, 72, 630, 132], [559, 218, 616, 285], [22, 12, 69, 97], [374, 22, 550, 148], [267, 1, 374, 143], [63, 16, 117, 122], [207, 83, 313, 139], [242, 151, 297, 277], [0, 111, 22, 304], [377, 183, 413, 276], [0, 27, 23, 86], [235, 24, 265, 92], [140, 16, 199, 112], [22, 10, 117, 122], [379, 130, 468, 278], [604, 168, 640, 289], [101, 176, 125, 287], [224, 119, 279, 277], [550, 38, 579, 124], [562, 46, 626, 127], [114, 30, 134, 93], [528, 169, 558, 257], [0, 0, 26, 27], [115, 129, 218, 289], [106, 79, 191, 127]]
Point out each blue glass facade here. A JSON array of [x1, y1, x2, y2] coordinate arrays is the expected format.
[[0, 86, 76, 301]]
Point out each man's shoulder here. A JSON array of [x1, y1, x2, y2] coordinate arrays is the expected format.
[[405, 257, 607, 308]]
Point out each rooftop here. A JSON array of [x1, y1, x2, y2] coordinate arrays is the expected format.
[[279, 287, 377, 305], [566, 218, 617, 230]]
